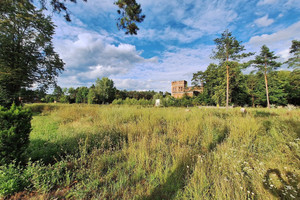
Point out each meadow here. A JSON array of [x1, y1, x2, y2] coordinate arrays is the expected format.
[[6, 104, 300, 199]]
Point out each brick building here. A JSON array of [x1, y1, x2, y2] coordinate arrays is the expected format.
[[171, 80, 203, 98]]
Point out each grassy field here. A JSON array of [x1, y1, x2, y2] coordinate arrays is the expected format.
[[12, 104, 300, 199]]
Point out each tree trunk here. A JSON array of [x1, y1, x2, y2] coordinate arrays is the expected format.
[[264, 72, 270, 108], [252, 95, 255, 107], [226, 65, 229, 109], [264, 57, 270, 108], [226, 41, 229, 109]]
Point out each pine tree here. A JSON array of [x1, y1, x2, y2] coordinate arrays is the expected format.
[[251, 45, 281, 108], [212, 30, 253, 108]]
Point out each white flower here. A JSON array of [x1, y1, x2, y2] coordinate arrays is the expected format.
[[285, 185, 292, 190]]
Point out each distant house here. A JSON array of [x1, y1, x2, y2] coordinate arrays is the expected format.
[[171, 80, 203, 98]]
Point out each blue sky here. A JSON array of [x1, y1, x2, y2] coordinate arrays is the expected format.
[[49, 0, 300, 92]]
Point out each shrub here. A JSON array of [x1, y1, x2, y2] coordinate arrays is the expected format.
[[112, 98, 123, 105], [0, 104, 32, 165], [26, 160, 70, 193], [0, 163, 30, 197]]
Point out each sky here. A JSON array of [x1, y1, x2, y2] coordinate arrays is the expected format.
[[47, 0, 300, 92]]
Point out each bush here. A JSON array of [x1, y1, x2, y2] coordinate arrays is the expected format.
[[26, 160, 70, 193], [0, 104, 32, 165], [0, 163, 30, 197]]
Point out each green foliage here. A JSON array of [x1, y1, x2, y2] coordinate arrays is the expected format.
[[75, 87, 89, 103], [0, 163, 30, 197], [112, 97, 153, 106], [115, 0, 146, 35], [52, 86, 63, 101], [212, 30, 252, 63], [0, 104, 32, 165], [245, 73, 259, 107], [83, 77, 116, 104], [0, 159, 71, 197], [286, 69, 300, 105], [212, 30, 253, 107], [285, 40, 300, 69], [251, 45, 281, 73], [87, 87, 97, 104], [268, 71, 289, 105], [0, 0, 64, 106], [26, 160, 70, 193], [192, 62, 249, 106], [94, 77, 116, 104], [251, 45, 281, 108]]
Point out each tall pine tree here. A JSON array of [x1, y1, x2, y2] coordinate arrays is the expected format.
[[285, 40, 300, 69], [212, 30, 253, 108], [251, 45, 281, 108]]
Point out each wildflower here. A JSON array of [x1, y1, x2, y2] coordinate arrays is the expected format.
[[247, 191, 250, 194], [290, 194, 295, 198], [187, 165, 189, 169], [251, 192, 254, 195], [285, 185, 292, 190], [240, 187, 243, 190]]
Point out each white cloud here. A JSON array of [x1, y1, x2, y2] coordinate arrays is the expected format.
[[249, 21, 300, 46], [285, 0, 300, 8], [278, 13, 284, 18], [57, 76, 83, 89], [52, 19, 157, 87], [257, 0, 278, 6], [114, 79, 159, 91], [133, 0, 239, 43], [248, 21, 300, 61], [257, 0, 300, 9], [78, 65, 127, 80], [116, 45, 215, 91], [254, 15, 274, 27]]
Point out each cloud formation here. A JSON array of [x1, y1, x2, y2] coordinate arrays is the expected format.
[[257, 0, 278, 5], [53, 19, 157, 88], [248, 21, 300, 61], [49, 0, 300, 91], [254, 15, 274, 27]]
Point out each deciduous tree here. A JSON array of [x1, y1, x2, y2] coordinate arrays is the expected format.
[[0, 0, 64, 106], [95, 77, 116, 104]]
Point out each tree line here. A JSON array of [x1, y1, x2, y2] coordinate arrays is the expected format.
[[192, 31, 299, 108], [25, 77, 158, 104]]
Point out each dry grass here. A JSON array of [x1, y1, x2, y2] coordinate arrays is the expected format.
[[19, 104, 300, 199]]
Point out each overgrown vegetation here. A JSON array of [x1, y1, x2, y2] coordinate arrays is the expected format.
[[0, 104, 32, 166], [1, 104, 299, 199]]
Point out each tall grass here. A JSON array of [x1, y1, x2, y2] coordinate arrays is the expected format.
[[10, 104, 300, 199]]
